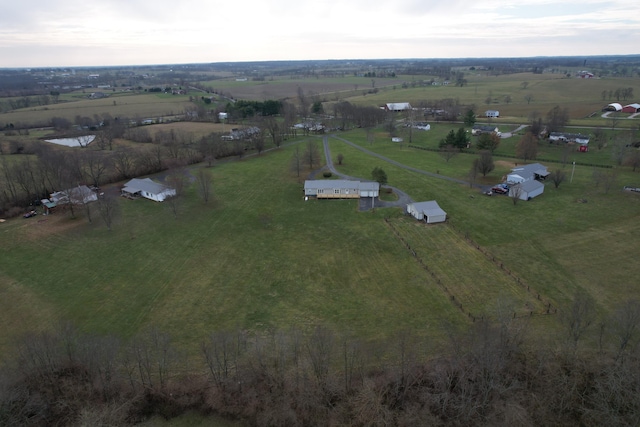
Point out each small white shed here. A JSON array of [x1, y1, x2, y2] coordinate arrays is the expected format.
[[407, 201, 447, 224]]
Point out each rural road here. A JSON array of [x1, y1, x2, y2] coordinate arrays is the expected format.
[[319, 135, 493, 211]]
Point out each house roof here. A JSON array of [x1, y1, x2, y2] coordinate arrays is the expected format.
[[304, 180, 379, 191], [51, 185, 96, 204], [386, 102, 411, 111], [510, 163, 549, 180], [123, 178, 173, 195], [410, 200, 446, 217], [623, 103, 640, 110], [514, 180, 544, 193]]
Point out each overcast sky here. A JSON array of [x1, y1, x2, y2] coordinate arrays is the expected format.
[[1, 0, 639, 68]]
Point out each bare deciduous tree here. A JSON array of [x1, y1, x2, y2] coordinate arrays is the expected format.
[[195, 168, 213, 204], [439, 144, 458, 163], [549, 168, 567, 188], [561, 290, 597, 351], [474, 150, 495, 177], [516, 132, 538, 161], [97, 193, 120, 231]]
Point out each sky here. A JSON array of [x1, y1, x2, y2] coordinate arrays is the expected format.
[[1, 0, 639, 68]]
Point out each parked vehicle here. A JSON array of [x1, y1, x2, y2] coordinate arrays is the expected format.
[[23, 210, 37, 218], [491, 185, 509, 194]]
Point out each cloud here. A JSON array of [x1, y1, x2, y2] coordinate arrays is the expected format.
[[1, 0, 638, 66]]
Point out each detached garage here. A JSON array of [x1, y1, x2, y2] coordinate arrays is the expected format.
[[509, 180, 545, 201], [407, 201, 447, 224]]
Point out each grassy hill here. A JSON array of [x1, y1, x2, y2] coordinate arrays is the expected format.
[[2, 129, 639, 359]]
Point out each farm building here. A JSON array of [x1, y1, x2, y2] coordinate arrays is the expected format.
[[385, 103, 412, 112], [51, 185, 98, 205], [485, 110, 500, 118], [472, 125, 500, 136], [507, 163, 549, 184], [122, 178, 176, 202], [548, 132, 590, 145], [509, 180, 545, 201], [603, 103, 622, 112], [304, 180, 379, 199], [406, 201, 447, 224], [622, 103, 640, 113]]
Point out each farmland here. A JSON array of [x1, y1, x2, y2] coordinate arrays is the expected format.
[[1, 59, 640, 351], [2, 58, 640, 424]]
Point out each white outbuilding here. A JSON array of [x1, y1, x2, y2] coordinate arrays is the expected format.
[[407, 201, 447, 224], [509, 180, 545, 201], [122, 178, 176, 202]]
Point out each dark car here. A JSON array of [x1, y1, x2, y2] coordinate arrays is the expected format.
[[23, 210, 37, 218]]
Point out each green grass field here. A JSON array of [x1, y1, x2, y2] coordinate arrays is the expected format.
[[2, 68, 640, 361], [2, 127, 639, 360]]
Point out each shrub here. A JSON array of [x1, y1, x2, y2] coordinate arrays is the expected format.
[[323, 171, 332, 178]]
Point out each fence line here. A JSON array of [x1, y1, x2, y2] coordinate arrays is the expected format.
[[385, 217, 557, 321]]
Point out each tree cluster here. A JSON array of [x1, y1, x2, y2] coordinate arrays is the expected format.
[[439, 127, 469, 151], [225, 100, 283, 119], [2, 298, 640, 427]]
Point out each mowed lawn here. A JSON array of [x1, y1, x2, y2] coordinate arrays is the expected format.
[[327, 131, 640, 315], [387, 217, 547, 318], [0, 144, 464, 356]]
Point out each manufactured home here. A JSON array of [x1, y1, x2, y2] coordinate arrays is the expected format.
[[304, 180, 379, 199], [122, 178, 176, 202]]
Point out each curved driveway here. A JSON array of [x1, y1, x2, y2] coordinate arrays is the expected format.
[[321, 135, 413, 210]]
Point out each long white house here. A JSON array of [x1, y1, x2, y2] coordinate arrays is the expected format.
[[304, 180, 379, 199], [122, 178, 176, 202]]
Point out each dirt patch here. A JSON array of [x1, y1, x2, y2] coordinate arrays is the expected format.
[[18, 211, 86, 242], [495, 160, 517, 169]]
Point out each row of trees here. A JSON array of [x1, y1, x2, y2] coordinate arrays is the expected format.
[[2, 296, 640, 426], [0, 128, 254, 216]]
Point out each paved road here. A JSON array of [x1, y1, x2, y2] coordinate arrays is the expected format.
[[500, 124, 528, 138]]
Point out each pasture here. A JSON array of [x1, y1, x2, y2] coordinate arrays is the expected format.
[[2, 123, 640, 359], [2, 66, 640, 361], [0, 91, 196, 126]]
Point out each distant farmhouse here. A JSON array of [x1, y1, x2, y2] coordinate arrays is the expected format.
[[578, 71, 595, 78], [406, 201, 447, 224], [122, 178, 176, 202], [304, 180, 379, 199], [51, 185, 98, 205], [506, 163, 548, 201], [622, 103, 640, 114], [384, 103, 412, 112], [485, 110, 500, 118], [472, 125, 500, 136], [548, 132, 590, 146]]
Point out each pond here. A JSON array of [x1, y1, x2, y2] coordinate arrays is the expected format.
[[45, 135, 95, 147]]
